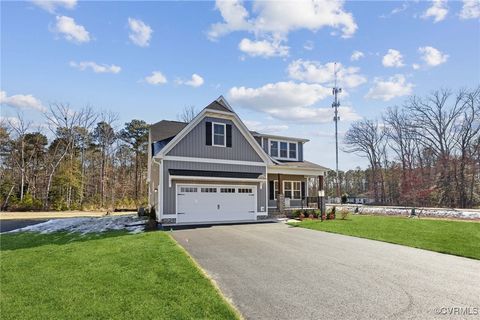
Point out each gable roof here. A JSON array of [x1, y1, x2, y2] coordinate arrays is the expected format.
[[150, 120, 187, 142], [155, 97, 272, 164]]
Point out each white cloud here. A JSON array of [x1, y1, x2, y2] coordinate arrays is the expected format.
[[418, 46, 449, 66], [350, 50, 364, 61], [69, 61, 121, 74], [176, 73, 205, 87], [422, 0, 448, 23], [365, 74, 414, 101], [459, 0, 480, 19], [144, 71, 167, 85], [208, 0, 252, 40], [31, 0, 77, 13], [228, 81, 360, 124], [303, 40, 314, 51], [53, 15, 90, 43], [0, 91, 46, 112], [244, 120, 289, 134], [208, 0, 357, 56], [238, 38, 289, 57], [412, 63, 420, 70], [287, 59, 367, 88], [382, 49, 405, 67], [128, 18, 152, 47]]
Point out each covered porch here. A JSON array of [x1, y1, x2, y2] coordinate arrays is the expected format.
[[267, 161, 326, 215]]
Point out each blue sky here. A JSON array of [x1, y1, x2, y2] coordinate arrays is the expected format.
[[1, 0, 479, 170]]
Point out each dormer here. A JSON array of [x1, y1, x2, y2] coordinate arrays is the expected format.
[[250, 133, 309, 162]]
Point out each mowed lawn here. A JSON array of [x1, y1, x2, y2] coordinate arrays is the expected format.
[[291, 215, 480, 260], [1, 231, 239, 320]]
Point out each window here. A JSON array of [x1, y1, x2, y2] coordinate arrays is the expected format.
[[180, 187, 197, 193], [289, 143, 297, 159], [201, 187, 217, 193], [238, 188, 253, 193], [270, 141, 278, 157], [280, 142, 288, 158], [220, 188, 235, 193], [213, 123, 226, 147], [283, 181, 301, 199], [273, 181, 279, 200], [269, 139, 298, 160]]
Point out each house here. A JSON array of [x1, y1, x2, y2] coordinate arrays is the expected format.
[[147, 96, 328, 225]]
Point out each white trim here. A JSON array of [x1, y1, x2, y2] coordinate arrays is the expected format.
[[161, 155, 266, 167], [170, 175, 266, 183], [268, 166, 325, 176], [268, 138, 298, 161], [283, 180, 301, 200], [212, 122, 226, 147], [158, 159, 163, 220], [252, 133, 309, 143], [175, 183, 259, 219]]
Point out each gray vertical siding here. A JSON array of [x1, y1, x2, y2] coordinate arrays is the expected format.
[[162, 160, 267, 215], [262, 137, 269, 153], [167, 117, 263, 162]]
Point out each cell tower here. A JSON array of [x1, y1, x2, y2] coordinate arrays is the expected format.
[[332, 62, 342, 199]]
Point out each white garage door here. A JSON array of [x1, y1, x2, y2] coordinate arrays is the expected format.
[[176, 184, 257, 223]]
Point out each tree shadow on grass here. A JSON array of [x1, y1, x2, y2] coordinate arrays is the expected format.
[[0, 231, 138, 251]]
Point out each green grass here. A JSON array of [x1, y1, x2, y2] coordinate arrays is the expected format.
[[0, 231, 240, 320], [290, 215, 480, 260]]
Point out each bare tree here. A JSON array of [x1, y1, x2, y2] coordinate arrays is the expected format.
[[453, 88, 480, 207], [406, 89, 470, 206], [177, 105, 197, 123], [344, 119, 386, 202], [7, 113, 32, 201]]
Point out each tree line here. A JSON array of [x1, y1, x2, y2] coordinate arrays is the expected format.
[[332, 87, 480, 208], [0, 104, 150, 211]]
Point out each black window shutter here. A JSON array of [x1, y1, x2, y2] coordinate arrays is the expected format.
[[226, 124, 232, 147], [206, 122, 212, 145], [269, 181, 274, 200], [301, 181, 306, 200]]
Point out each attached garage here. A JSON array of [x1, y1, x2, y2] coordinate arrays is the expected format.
[[176, 184, 257, 224]]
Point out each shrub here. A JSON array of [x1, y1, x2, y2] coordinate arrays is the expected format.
[[341, 194, 348, 204], [289, 209, 302, 219], [340, 209, 349, 220]]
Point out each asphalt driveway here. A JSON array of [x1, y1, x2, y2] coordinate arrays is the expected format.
[[0, 219, 48, 233], [172, 222, 480, 320]]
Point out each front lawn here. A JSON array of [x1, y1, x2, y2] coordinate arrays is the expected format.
[[290, 215, 480, 260], [1, 231, 239, 320]]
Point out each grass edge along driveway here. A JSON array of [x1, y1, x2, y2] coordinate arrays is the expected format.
[[1, 231, 241, 320], [290, 215, 480, 260]]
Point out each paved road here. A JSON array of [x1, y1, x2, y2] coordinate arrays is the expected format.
[[0, 219, 47, 233], [172, 223, 480, 320]]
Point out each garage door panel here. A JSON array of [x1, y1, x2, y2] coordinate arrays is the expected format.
[[176, 185, 256, 223]]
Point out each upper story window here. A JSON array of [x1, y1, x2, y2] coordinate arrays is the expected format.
[[289, 143, 297, 159], [269, 139, 298, 160], [213, 122, 226, 147], [270, 141, 278, 157]]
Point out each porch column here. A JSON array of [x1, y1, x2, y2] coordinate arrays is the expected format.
[[277, 173, 285, 214], [318, 175, 325, 214]]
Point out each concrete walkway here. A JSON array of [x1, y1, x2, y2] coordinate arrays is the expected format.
[[172, 222, 480, 320]]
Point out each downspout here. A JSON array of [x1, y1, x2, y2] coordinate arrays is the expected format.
[[152, 157, 162, 221]]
